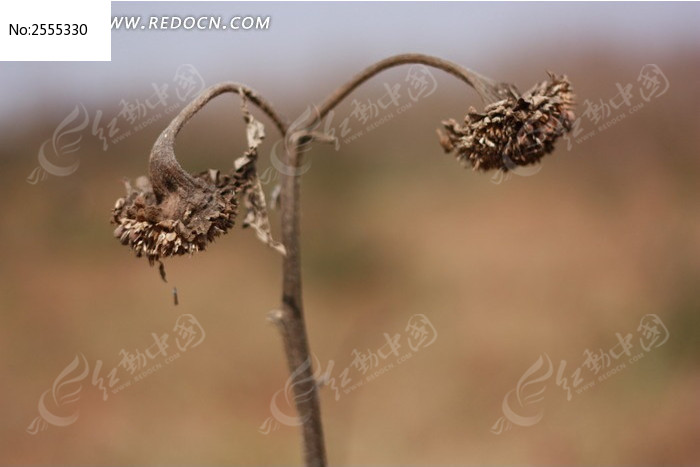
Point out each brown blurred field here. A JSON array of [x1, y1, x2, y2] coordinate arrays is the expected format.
[[1, 50, 699, 465]]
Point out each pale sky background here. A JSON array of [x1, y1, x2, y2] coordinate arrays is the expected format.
[[1, 1, 699, 128]]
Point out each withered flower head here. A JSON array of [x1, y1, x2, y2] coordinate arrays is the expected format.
[[111, 88, 285, 268], [111, 162, 241, 265], [438, 72, 575, 172]]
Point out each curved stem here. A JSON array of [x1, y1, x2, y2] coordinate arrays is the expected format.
[[313, 53, 503, 125], [148, 82, 287, 198], [168, 82, 288, 139], [276, 54, 502, 466]]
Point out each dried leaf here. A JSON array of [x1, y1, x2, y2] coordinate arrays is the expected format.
[[241, 177, 286, 256], [240, 88, 266, 151], [246, 116, 266, 150], [235, 90, 286, 256]]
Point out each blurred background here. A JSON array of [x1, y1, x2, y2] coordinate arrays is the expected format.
[[1, 2, 699, 465]]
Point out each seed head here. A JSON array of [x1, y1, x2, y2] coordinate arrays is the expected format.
[[110, 88, 284, 266], [438, 72, 575, 172], [111, 169, 241, 265]]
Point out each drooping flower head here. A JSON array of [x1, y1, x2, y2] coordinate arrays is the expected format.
[[111, 169, 241, 265], [438, 72, 575, 172], [111, 86, 285, 270]]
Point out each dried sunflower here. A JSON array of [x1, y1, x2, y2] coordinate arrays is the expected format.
[[111, 87, 285, 269], [111, 167, 241, 265], [438, 72, 575, 172]]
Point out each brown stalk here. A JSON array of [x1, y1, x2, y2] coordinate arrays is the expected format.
[[313, 52, 517, 125], [277, 54, 570, 466], [278, 54, 519, 467]]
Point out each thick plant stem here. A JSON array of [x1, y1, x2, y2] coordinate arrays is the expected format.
[[277, 141, 327, 467], [272, 54, 500, 466]]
